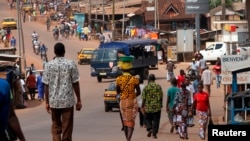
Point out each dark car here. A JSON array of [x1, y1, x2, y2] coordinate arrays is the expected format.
[[104, 82, 119, 112]]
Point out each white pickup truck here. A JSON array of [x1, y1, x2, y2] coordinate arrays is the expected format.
[[199, 42, 250, 64]]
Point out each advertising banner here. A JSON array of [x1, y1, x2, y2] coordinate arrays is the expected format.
[[74, 13, 85, 28], [221, 55, 250, 84]]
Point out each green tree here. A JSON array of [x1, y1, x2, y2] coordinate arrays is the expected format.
[[209, 0, 233, 9]]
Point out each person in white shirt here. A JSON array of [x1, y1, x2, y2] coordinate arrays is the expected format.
[[199, 56, 207, 75], [201, 66, 213, 96], [184, 77, 195, 127]]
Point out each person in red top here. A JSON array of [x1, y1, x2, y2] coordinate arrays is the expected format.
[[212, 60, 221, 88], [26, 71, 37, 100], [192, 83, 211, 140], [176, 69, 186, 88]]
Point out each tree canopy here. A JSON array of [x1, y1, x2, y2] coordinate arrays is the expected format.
[[209, 0, 234, 9]]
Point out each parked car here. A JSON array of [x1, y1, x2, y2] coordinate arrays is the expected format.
[[200, 42, 250, 64], [1, 17, 17, 29], [104, 82, 119, 112], [77, 47, 95, 65]]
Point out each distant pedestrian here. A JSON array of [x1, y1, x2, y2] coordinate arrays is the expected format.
[[99, 32, 105, 44], [32, 10, 37, 21], [166, 58, 176, 81], [199, 55, 206, 75], [46, 16, 51, 31], [23, 12, 26, 23], [26, 70, 36, 100], [212, 60, 221, 88], [141, 74, 163, 139], [176, 69, 186, 88], [28, 12, 31, 22], [201, 66, 213, 96], [10, 36, 16, 48], [36, 72, 44, 101]]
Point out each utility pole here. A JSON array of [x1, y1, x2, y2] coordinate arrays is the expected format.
[[221, 0, 226, 20], [122, 0, 126, 40], [112, 0, 115, 41], [246, 0, 250, 41], [88, 0, 91, 25], [16, 0, 22, 73], [102, 0, 104, 21], [154, 0, 157, 30]]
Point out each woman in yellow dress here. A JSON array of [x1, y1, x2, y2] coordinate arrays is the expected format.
[[116, 56, 141, 141]]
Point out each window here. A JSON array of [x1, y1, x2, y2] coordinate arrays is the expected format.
[[206, 44, 214, 50], [91, 49, 117, 61], [215, 44, 223, 50]]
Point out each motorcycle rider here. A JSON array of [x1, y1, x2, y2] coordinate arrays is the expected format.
[[33, 38, 40, 54], [31, 31, 39, 41], [52, 26, 59, 40], [186, 58, 199, 79], [40, 43, 48, 60], [64, 23, 70, 39]]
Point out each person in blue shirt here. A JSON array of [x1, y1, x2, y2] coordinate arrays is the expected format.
[[37, 71, 44, 101], [77, 25, 82, 40], [10, 36, 16, 48], [0, 78, 26, 141], [0, 78, 11, 138], [40, 43, 48, 59]]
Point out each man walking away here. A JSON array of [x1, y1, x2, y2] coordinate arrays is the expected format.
[[141, 74, 163, 139], [43, 42, 82, 141], [201, 66, 213, 96], [166, 59, 176, 81]]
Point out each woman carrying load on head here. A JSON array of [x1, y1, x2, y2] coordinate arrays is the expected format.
[[116, 56, 141, 141]]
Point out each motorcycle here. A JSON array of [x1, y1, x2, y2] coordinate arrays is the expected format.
[[34, 44, 40, 55], [32, 40, 40, 55], [187, 69, 198, 81], [53, 31, 59, 40]]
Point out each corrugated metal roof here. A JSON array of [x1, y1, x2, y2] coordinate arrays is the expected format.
[[93, 7, 140, 15]]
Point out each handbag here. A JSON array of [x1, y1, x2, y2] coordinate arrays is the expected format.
[[116, 76, 132, 101]]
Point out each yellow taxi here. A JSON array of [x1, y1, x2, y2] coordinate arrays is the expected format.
[[104, 82, 119, 112], [77, 47, 95, 65], [1, 17, 17, 29]]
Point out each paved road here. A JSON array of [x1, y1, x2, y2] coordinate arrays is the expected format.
[[0, 1, 225, 141]]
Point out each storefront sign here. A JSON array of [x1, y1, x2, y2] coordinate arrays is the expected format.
[[221, 55, 250, 84], [185, 0, 209, 14]]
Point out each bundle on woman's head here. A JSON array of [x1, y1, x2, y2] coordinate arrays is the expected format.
[[118, 56, 134, 70]]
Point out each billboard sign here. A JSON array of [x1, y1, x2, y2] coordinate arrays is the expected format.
[[185, 0, 209, 14], [74, 13, 85, 29]]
